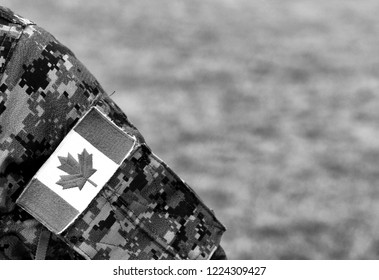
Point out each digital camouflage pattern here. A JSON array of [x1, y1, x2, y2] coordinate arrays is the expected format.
[[0, 6, 225, 259]]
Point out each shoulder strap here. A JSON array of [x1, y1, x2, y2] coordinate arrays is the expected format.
[[0, 6, 35, 76], [0, 6, 34, 27]]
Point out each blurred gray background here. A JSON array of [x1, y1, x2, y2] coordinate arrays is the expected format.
[[5, 0, 379, 259]]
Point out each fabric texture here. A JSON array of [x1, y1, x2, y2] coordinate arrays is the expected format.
[[0, 6, 226, 259]]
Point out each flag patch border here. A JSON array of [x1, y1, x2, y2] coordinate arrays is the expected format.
[[16, 107, 137, 234]]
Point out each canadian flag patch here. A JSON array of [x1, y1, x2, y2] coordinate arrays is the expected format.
[[17, 107, 136, 234]]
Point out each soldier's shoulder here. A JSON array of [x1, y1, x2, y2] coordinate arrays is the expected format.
[[0, 6, 34, 27]]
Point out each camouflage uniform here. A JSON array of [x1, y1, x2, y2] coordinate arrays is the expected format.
[[0, 6, 226, 260]]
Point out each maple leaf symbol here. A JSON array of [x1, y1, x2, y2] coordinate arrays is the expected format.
[[56, 149, 97, 190]]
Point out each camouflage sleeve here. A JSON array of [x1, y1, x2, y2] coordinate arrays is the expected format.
[[0, 23, 105, 210], [0, 8, 225, 260]]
